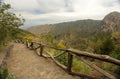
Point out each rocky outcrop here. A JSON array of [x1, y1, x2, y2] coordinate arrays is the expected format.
[[101, 11, 120, 32]]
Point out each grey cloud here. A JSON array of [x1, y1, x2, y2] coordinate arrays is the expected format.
[[21, 17, 69, 28], [65, 0, 74, 12], [118, 0, 120, 3], [101, 0, 120, 7], [36, 0, 74, 13], [3, 0, 120, 28], [36, 0, 66, 13], [4, 0, 41, 13]]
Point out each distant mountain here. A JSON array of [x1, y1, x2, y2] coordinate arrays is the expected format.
[[50, 20, 101, 38], [100, 11, 120, 32], [27, 11, 120, 38], [27, 19, 101, 37], [27, 24, 54, 35]]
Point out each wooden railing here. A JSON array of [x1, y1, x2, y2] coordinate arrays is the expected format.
[[15, 39, 120, 79]]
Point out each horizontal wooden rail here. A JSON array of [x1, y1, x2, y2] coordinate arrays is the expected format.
[[68, 49, 120, 66], [44, 50, 67, 70], [79, 57, 116, 79], [54, 51, 66, 58]]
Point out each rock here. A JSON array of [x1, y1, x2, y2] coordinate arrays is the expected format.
[[101, 11, 120, 32]]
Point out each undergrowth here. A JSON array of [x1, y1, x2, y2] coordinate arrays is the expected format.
[[0, 66, 16, 79], [53, 50, 92, 74]]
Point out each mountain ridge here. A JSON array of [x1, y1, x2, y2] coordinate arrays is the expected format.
[[27, 11, 120, 38], [27, 19, 101, 36]]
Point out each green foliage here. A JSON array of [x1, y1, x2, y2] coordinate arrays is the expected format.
[[89, 31, 120, 76], [0, 66, 15, 79], [111, 32, 120, 59], [54, 50, 68, 66], [0, 3, 25, 28], [110, 49, 120, 60], [89, 36, 114, 55], [44, 34, 54, 45], [0, 66, 8, 79], [0, 3, 25, 50], [57, 40, 66, 48], [89, 40, 103, 53], [40, 34, 56, 45], [102, 62, 120, 78], [114, 66, 120, 75], [72, 57, 92, 74], [100, 37, 114, 55]]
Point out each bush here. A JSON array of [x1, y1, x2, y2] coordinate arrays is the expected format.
[[54, 50, 68, 66], [100, 38, 114, 55], [72, 57, 92, 74], [115, 66, 120, 75], [0, 66, 15, 79]]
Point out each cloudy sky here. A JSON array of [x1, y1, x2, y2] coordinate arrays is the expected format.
[[4, 0, 120, 28]]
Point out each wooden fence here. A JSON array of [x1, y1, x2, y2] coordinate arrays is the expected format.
[[15, 39, 120, 79]]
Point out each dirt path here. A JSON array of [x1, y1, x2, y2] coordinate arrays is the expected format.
[[7, 43, 79, 79]]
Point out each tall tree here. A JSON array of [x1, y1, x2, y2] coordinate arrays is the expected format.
[[0, 3, 25, 45]]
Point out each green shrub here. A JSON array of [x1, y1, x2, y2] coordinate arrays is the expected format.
[[53, 51, 92, 74], [54, 50, 68, 66], [100, 38, 114, 55], [0, 66, 15, 79], [115, 66, 120, 75], [72, 57, 92, 74]]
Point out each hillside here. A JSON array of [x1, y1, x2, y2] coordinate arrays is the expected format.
[[27, 19, 101, 50], [27, 25, 54, 35], [27, 19, 101, 37]]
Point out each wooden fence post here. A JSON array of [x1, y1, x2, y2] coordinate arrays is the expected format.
[[40, 44, 44, 56], [21, 40, 24, 44], [26, 40, 29, 48], [17, 40, 19, 43], [30, 42, 34, 50], [67, 52, 73, 74]]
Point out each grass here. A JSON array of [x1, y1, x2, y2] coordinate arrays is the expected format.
[[53, 50, 92, 74], [0, 66, 16, 79], [102, 62, 120, 77], [72, 57, 92, 74], [53, 50, 68, 66], [0, 44, 6, 52]]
